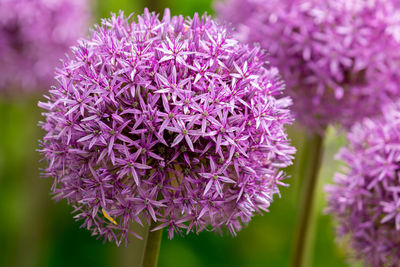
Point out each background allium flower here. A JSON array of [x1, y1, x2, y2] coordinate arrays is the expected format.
[[215, 0, 400, 131], [0, 0, 91, 92], [325, 102, 400, 266], [39, 9, 295, 245]]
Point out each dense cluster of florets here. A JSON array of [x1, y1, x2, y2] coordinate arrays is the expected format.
[[0, 0, 91, 92], [215, 0, 400, 131], [326, 102, 400, 266], [39, 9, 295, 245]]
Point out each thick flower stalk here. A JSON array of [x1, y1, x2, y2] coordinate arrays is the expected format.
[[326, 102, 400, 266], [0, 0, 91, 92], [38, 9, 295, 246], [215, 0, 400, 131]]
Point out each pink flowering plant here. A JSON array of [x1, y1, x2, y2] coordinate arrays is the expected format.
[[216, 0, 400, 131], [38, 9, 295, 246], [216, 1, 400, 265], [326, 102, 400, 266], [0, 0, 91, 92]]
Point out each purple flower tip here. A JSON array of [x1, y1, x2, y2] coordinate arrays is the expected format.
[[0, 0, 91, 93], [326, 101, 400, 266], [39, 9, 295, 246], [215, 0, 400, 132]]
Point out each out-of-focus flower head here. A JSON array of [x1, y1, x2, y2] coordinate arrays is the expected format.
[[39, 9, 295, 246], [0, 0, 91, 93], [326, 101, 400, 266], [215, 0, 400, 131]]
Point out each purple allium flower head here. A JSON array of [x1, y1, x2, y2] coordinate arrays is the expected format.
[[38, 9, 295, 245], [215, 0, 400, 131], [0, 0, 91, 93], [325, 102, 400, 266]]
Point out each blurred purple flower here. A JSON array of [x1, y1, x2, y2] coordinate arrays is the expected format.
[[0, 0, 91, 93], [38, 9, 295, 246], [215, 0, 400, 132], [326, 102, 400, 266]]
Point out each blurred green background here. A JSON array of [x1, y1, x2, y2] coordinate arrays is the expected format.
[[0, 0, 351, 266]]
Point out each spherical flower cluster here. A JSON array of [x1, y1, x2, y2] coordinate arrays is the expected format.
[[325, 102, 400, 266], [215, 0, 400, 131], [38, 9, 295, 245], [0, 0, 91, 93]]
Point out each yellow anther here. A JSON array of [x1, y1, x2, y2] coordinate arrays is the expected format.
[[102, 208, 117, 225]]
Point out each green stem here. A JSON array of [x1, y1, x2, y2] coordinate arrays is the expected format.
[[291, 132, 325, 267], [142, 222, 163, 267], [292, 133, 313, 200]]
